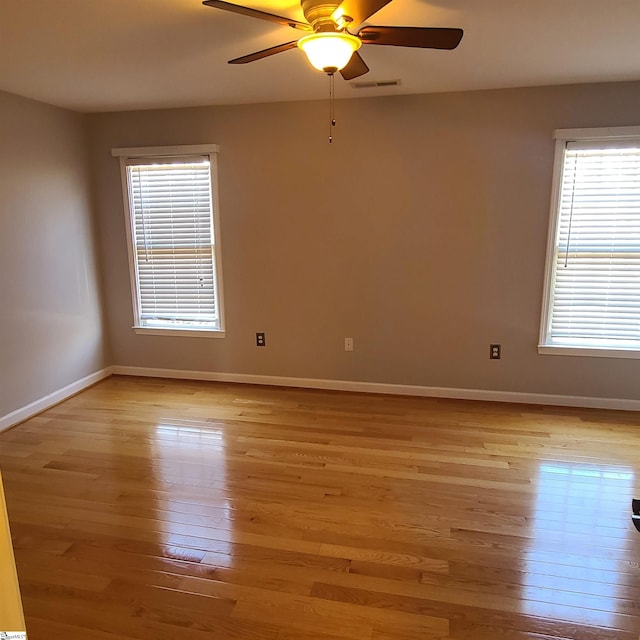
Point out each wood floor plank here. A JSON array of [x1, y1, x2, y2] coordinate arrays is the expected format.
[[1, 375, 640, 640]]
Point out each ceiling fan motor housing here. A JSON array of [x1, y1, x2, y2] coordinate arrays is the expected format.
[[301, 0, 344, 31]]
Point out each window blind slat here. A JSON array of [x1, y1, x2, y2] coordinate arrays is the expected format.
[[127, 159, 220, 329], [547, 144, 640, 348]]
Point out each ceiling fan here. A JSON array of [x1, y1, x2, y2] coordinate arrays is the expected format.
[[202, 0, 463, 79]]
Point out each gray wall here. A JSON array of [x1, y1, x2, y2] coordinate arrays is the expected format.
[[0, 90, 107, 417], [89, 81, 640, 400]]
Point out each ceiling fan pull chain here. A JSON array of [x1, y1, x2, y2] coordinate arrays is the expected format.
[[328, 72, 336, 143]]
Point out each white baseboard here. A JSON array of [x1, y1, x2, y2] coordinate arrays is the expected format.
[[0, 367, 113, 433], [111, 366, 640, 412], [3, 365, 637, 431]]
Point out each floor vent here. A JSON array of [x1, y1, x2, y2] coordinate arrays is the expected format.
[[350, 79, 401, 89]]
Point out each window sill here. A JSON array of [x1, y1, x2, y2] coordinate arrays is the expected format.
[[538, 344, 640, 359], [133, 327, 225, 338]]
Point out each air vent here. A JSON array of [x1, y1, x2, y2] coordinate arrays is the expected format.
[[350, 79, 401, 89]]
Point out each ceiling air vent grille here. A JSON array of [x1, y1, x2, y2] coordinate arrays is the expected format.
[[350, 79, 401, 89]]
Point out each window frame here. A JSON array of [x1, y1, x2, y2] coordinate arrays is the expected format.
[[538, 126, 640, 359], [112, 144, 226, 338]]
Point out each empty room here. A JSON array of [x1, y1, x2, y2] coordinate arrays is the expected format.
[[1, 1, 640, 639]]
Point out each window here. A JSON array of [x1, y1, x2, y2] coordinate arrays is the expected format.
[[539, 127, 640, 357], [113, 145, 224, 336]]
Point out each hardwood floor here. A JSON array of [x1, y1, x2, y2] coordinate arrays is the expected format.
[[1, 375, 640, 640]]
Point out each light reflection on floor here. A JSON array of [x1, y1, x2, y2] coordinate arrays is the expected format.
[[153, 422, 234, 561], [524, 462, 634, 627]]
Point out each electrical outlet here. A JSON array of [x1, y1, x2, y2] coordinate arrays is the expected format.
[[490, 344, 501, 359], [344, 337, 354, 352], [256, 332, 266, 347]]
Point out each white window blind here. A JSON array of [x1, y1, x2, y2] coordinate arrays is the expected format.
[[543, 140, 640, 352], [125, 157, 221, 331]]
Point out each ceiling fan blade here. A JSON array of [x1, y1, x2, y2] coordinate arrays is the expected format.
[[228, 40, 299, 64], [332, 0, 391, 28], [340, 51, 369, 80], [359, 26, 463, 49], [203, 0, 311, 31]]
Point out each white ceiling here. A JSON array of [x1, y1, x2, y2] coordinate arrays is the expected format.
[[1, 0, 639, 113]]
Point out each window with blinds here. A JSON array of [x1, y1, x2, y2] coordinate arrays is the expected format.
[[115, 145, 224, 335], [540, 129, 640, 355]]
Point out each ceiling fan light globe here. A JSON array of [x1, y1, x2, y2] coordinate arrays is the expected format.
[[298, 32, 361, 73]]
